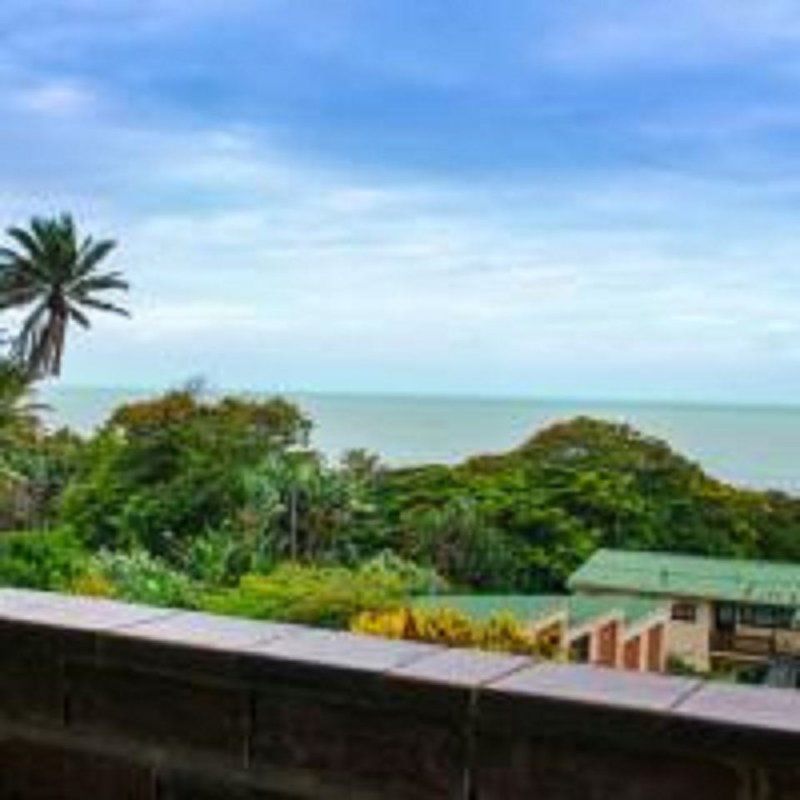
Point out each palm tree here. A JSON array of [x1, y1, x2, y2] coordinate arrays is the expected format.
[[0, 214, 129, 377]]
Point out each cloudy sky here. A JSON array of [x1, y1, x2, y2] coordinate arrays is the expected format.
[[2, 1, 800, 402]]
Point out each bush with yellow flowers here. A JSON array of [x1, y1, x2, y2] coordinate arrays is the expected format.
[[69, 571, 115, 598], [351, 606, 560, 658]]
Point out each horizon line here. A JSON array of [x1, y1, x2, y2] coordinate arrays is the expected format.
[[39, 383, 800, 413]]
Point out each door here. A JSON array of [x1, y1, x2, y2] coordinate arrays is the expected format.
[[715, 603, 736, 632], [713, 602, 737, 651]]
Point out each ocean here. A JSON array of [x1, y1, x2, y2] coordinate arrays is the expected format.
[[39, 387, 800, 495]]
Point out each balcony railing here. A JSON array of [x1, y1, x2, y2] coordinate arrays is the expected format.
[[710, 631, 789, 657]]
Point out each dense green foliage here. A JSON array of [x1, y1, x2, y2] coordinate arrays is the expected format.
[[59, 390, 313, 556], [0, 528, 86, 589], [378, 417, 800, 590], [0, 356, 86, 529], [203, 554, 443, 627], [1, 384, 800, 616], [68, 546, 442, 627], [79, 549, 200, 608]]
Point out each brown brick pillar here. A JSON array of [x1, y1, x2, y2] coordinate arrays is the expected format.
[[623, 635, 641, 670], [646, 624, 664, 672], [595, 621, 618, 667]]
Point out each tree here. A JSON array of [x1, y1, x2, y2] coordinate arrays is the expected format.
[[0, 359, 42, 525], [0, 359, 40, 455], [239, 449, 374, 564], [0, 214, 129, 377], [60, 391, 313, 555], [378, 417, 800, 590], [402, 498, 528, 591]]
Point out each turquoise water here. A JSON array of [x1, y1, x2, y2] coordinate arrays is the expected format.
[[40, 387, 800, 495]]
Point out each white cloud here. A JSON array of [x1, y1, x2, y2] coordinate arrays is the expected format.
[[13, 80, 94, 115]]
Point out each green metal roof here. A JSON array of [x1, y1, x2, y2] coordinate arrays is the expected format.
[[565, 595, 662, 628], [413, 594, 563, 623], [568, 549, 800, 608], [413, 593, 663, 629]]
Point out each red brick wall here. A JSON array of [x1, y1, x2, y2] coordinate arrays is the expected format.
[[646, 624, 664, 672], [596, 621, 619, 667], [623, 636, 641, 670]]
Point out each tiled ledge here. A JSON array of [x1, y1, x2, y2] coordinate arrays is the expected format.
[[0, 588, 798, 800], [0, 587, 797, 729]]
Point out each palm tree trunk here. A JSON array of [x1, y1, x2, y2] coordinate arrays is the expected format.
[[51, 314, 67, 377]]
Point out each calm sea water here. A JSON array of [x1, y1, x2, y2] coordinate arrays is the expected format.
[[39, 387, 800, 495]]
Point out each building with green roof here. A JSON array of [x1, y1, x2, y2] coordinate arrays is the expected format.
[[568, 549, 800, 671]]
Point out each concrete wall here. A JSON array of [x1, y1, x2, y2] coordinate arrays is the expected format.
[[0, 588, 799, 800], [665, 600, 713, 671]]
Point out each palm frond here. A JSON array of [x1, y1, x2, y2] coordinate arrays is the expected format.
[[6, 226, 45, 261], [0, 287, 42, 310], [75, 238, 117, 278], [74, 296, 131, 317], [68, 305, 91, 328], [72, 271, 130, 293]]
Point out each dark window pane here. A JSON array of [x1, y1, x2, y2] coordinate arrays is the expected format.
[[672, 602, 697, 622]]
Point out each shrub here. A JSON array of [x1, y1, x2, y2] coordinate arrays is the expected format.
[[177, 526, 275, 587], [351, 606, 557, 657], [70, 571, 115, 598], [201, 559, 431, 628], [0, 528, 87, 590], [76, 549, 199, 608], [358, 550, 446, 594]]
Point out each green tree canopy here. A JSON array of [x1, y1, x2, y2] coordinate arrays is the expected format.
[[60, 391, 313, 555], [378, 417, 800, 590]]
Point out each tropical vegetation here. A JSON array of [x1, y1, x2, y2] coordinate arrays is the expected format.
[[2, 214, 800, 657]]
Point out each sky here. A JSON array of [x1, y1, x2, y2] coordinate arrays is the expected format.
[[1, 1, 800, 403]]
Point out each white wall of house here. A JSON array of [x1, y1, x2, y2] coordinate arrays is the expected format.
[[665, 599, 712, 672]]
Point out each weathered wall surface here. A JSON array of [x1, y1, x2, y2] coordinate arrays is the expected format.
[[0, 588, 798, 800], [664, 599, 713, 670]]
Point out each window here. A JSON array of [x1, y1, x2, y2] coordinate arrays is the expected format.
[[715, 603, 736, 630], [739, 604, 794, 630], [671, 602, 697, 622]]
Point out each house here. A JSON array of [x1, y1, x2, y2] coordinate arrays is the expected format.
[[414, 593, 669, 672], [568, 549, 800, 672]]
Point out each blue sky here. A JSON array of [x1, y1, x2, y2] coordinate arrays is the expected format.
[[1, 1, 800, 402]]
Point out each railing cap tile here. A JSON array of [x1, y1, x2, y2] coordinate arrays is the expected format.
[[112, 609, 301, 652], [248, 627, 440, 674], [0, 588, 173, 631], [0, 587, 54, 615], [390, 647, 532, 689], [675, 681, 800, 733], [487, 662, 700, 712]]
